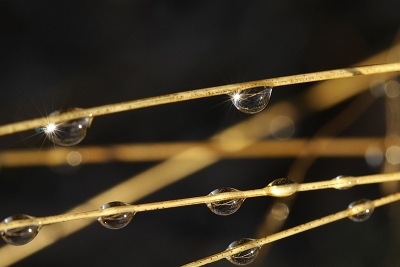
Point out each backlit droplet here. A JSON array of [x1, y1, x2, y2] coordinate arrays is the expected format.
[[38, 107, 92, 146], [1, 214, 41, 246], [271, 203, 290, 220], [230, 87, 272, 114], [333, 175, 354, 190], [207, 188, 245, 216], [226, 238, 260, 265], [97, 201, 135, 229], [348, 199, 374, 222], [267, 178, 299, 197]]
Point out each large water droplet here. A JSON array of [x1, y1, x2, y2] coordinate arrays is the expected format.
[[37, 107, 92, 146], [333, 175, 354, 190], [206, 188, 245, 216], [267, 178, 299, 197], [226, 238, 260, 265], [348, 199, 374, 222], [0, 214, 41, 246], [97, 201, 135, 229], [230, 87, 272, 114]]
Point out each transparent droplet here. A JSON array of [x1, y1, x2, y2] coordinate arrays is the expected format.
[[348, 199, 374, 222], [230, 87, 272, 114], [266, 178, 299, 197], [333, 175, 354, 190], [97, 201, 135, 229], [271, 202, 289, 220], [39, 107, 92, 147], [226, 238, 260, 265], [206, 188, 245, 216], [1, 214, 41, 246]]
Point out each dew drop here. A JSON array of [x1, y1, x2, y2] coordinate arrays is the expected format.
[[271, 202, 290, 220], [97, 201, 135, 229], [226, 238, 260, 265], [38, 107, 92, 147], [206, 188, 245, 216], [0, 214, 41, 246], [266, 178, 299, 197], [230, 86, 272, 114], [348, 199, 374, 222], [333, 175, 354, 190]]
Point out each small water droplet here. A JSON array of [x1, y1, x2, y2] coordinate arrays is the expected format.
[[230, 87, 272, 114], [271, 203, 290, 220], [97, 201, 135, 229], [206, 188, 245, 216], [0, 214, 41, 246], [226, 238, 260, 265], [267, 178, 299, 197], [39, 107, 92, 146], [333, 175, 354, 190], [348, 199, 374, 222]]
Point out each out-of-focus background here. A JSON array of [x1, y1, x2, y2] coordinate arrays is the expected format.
[[1, 1, 400, 266]]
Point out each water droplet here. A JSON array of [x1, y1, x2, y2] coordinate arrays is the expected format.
[[230, 87, 272, 114], [333, 175, 354, 190], [0, 214, 41, 246], [348, 199, 374, 222], [271, 202, 290, 220], [266, 178, 299, 197], [97, 201, 135, 229], [39, 107, 92, 147], [226, 238, 260, 265], [206, 188, 245, 216]]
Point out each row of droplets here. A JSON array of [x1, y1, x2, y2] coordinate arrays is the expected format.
[[0, 177, 297, 247], [35, 87, 272, 146], [1, 178, 373, 250], [226, 198, 374, 265]]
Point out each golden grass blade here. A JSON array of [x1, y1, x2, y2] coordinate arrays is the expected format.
[[0, 63, 399, 137]]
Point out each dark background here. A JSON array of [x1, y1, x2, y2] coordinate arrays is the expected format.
[[1, 1, 400, 266]]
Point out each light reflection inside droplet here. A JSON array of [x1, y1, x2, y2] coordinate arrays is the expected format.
[[44, 123, 57, 134]]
